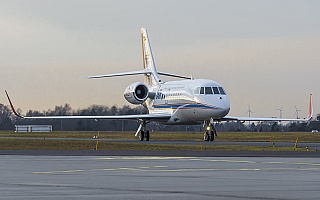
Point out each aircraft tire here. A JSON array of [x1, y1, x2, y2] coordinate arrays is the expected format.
[[145, 130, 150, 141], [204, 132, 209, 141], [140, 130, 145, 141], [210, 131, 214, 141]]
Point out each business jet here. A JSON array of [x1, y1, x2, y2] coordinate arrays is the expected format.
[[5, 27, 313, 141]]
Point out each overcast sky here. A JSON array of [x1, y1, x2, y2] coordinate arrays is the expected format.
[[1, 0, 320, 119]]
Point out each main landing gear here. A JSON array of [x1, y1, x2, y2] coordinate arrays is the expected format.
[[134, 120, 217, 142], [135, 120, 150, 141], [203, 120, 217, 142], [139, 130, 150, 141]]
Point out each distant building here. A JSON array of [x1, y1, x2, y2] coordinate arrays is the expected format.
[[15, 125, 52, 132]]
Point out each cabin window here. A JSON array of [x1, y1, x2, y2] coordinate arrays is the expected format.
[[205, 87, 213, 94], [218, 87, 226, 95], [200, 87, 204, 94], [212, 87, 220, 94]]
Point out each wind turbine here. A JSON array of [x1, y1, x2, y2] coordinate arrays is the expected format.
[[276, 106, 284, 119], [294, 106, 301, 119], [246, 105, 253, 117], [245, 105, 253, 128], [276, 106, 284, 125]]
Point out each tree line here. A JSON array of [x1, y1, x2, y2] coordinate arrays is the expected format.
[[0, 102, 320, 132], [3, 103, 149, 131]]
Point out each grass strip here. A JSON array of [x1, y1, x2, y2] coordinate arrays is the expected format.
[[1, 131, 320, 142], [0, 138, 312, 151]]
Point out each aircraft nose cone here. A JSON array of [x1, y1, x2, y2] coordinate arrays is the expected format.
[[220, 96, 230, 116], [222, 106, 230, 116]]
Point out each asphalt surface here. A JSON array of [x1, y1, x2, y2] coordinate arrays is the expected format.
[[1, 155, 320, 199], [1, 139, 319, 199]]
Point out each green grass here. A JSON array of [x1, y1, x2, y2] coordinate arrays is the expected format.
[[1, 131, 320, 142], [0, 138, 309, 151], [217, 132, 320, 143], [0, 131, 319, 151]]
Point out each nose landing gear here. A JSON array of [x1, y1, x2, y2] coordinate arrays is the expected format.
[[203, 120, 217, 141]]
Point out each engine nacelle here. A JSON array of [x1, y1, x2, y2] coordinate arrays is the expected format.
[[124, 82, 149, 104]]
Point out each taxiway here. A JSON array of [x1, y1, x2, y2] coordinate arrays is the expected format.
[[1, 155, 320, 199]]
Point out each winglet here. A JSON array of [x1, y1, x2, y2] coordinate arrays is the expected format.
[[5, 90, 24, 118], [306, 93, 313, 120]]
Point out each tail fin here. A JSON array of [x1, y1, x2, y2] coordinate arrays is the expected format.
[[306, 94, 313, 120], [89, 28, 190, 83], [141, 27, 161, 86]]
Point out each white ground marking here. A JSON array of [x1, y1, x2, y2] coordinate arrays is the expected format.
[[32, 156, 320, 174]]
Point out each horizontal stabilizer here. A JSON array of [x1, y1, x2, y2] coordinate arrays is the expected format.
[[158, 72, 191, 79], [89, 70, 191, 80], [88, 70, 151, 79]]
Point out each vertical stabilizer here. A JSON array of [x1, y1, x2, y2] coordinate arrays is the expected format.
[[307, 94, 313, 120], [141, 27, 161, 86]]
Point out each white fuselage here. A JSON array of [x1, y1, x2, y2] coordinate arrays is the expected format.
[[146, 79, 230, 125]]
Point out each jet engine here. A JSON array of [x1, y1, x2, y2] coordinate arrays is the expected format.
[[124, 82, 149, 104]]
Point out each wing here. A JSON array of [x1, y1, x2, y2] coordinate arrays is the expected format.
[[5, 90, 171, 122], [221, 116, 310, 122], [221, 94, 313, 122]]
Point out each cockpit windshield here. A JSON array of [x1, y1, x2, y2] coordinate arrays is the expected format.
[[205, 87, 213, 94], [218, 87, 226, 95], [194, 86, 227, 95], [212, 87, 219, 94]]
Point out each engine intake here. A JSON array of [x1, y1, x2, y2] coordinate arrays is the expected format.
[[124, 82, 149, 104]]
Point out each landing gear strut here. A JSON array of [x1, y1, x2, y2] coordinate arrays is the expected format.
[[135, 120, 150, 141], [203, 120, 217, 142]]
